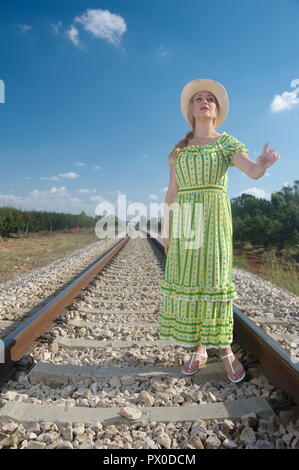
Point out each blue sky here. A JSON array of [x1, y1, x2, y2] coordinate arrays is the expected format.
[[0, 0, 299, 220]]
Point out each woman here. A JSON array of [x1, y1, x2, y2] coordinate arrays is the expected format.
[[160, 78, 280, 382]]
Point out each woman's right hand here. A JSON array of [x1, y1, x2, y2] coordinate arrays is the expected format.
[[163, 237, 170, 256]]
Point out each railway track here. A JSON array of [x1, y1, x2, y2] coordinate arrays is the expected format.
[[0, 230, 298, 449]]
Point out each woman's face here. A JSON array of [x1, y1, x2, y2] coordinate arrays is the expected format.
[[190, 90, 218, 122]]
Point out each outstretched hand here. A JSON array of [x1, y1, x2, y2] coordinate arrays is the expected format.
[[257, 143, 280, 169]]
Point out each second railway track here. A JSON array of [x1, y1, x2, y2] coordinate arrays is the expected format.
[[0, 231, 298, 450]]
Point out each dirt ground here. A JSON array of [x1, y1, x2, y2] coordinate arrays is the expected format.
[[0, 230, 99, 283]]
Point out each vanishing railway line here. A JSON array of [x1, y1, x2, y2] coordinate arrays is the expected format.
[[0, 230, 298, 449]]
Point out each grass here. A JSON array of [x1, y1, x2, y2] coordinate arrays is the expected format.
[[0, 229, 100, 283], [233, 253, 247, 269], [234, 246, 299, 297], [259, 250, 299, 297]]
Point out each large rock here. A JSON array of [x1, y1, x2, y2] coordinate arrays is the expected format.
[[118, 406, 142, 420]]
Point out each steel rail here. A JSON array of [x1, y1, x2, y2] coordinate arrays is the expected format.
[[0, 234, 129, 386], [233, 308, 299, 405]]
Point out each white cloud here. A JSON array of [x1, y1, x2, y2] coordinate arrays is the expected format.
[[78, 189, 92, 194], [74, 8, 127, 46], [41, 176, 59, 181], [65, 25, 83, 49], [236, 187, 270, 200], [18, 24, 32, 33], [91, 195, 107, 202], [58, 172, 79, 179], [0, 193, 23, 202], [40, 172, 78, 181], [29, 186, 68, 199], [29, 189, 39, 199], [93, 166, 102, 170], [270, 86, 299, 113], [74, 161, 85, 167], [50, 186, 68, 195], [149, 194, 158, 200], [0, 188, 107, 216]]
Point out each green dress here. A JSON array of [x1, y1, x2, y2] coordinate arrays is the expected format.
[[159, 132, 249, 349]]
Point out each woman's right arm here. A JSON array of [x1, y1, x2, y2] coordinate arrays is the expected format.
[[162, 166, 178, 242]]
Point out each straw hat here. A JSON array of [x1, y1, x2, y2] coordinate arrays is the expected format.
[[180, 78, 229, 129]]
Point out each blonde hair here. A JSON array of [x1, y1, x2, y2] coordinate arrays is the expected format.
[[167, 93, 219, 167]]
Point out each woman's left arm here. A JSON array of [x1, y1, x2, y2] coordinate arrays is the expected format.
[[232, 143, 281, 179]]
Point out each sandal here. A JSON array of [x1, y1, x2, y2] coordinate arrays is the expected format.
[[220, 352, 246, 383], [181, 350, 208, 375]]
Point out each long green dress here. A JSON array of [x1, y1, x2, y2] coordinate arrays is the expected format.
[[159, 132, 249, 349]]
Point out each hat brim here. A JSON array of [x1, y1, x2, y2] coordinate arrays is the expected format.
[[180, 78, 229, 129]]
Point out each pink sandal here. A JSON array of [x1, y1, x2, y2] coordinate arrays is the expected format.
[[181, 350, 208, 375], [220, 352, 246, 383]]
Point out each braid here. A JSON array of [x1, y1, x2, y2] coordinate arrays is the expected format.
[[167, 129, 194, 167]]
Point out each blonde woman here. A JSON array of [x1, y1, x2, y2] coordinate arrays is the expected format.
[[160, 78, 280, 381]]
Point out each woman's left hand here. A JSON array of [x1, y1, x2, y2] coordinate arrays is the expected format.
[[257, 143, 281, 169]]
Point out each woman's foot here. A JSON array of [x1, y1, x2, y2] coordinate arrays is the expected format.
[[181, 347, 208, 375], [219, 348, 245, 382]]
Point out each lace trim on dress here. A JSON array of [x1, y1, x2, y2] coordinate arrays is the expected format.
[[159, 336, 232, 349], [160, 291, 238, 302]]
